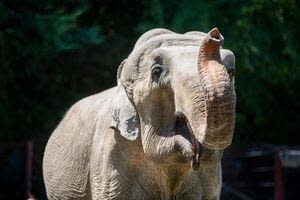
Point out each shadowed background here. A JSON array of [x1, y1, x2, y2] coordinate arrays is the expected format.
[[0, 0, 299, 199]]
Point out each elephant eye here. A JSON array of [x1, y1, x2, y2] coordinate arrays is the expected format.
[[151, 65, 163, 83]]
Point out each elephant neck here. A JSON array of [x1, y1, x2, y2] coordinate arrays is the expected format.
[[160, 164, 191, 197], [115, 133, 194, 199], [134, 158, 192, 199]]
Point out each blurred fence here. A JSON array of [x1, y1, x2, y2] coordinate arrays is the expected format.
[[221, 145, 300, 200], [0, 140, 46, 199], [0, 142, 300, 199], [0, 141, 32, 199]]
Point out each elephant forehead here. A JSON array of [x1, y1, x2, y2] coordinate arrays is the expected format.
[[128, 33, 204, 62], [162, 46, 199, 76], [134, 30, 204, 50], [123, 31, 206, 84]]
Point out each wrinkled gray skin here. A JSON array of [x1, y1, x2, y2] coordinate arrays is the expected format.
[[43, 28, 236, 200]]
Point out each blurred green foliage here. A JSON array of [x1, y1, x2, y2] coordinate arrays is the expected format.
[[0, 0, 299, 143]]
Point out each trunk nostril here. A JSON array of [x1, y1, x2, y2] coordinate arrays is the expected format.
[[198, 27, 224, 70], [209, 28, 221, 40], [207, 27, 224, 45]]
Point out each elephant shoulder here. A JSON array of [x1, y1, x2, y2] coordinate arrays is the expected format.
[[43, 87, 117, 199]]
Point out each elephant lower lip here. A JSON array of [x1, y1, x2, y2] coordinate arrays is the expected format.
[[174, 112, 201, 170]]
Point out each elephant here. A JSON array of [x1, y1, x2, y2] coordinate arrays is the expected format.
[[43, 27, 236, 200]]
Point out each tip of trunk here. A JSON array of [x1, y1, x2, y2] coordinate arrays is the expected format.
[[198, 27, 224, 68], [208, 28, 223, 44]]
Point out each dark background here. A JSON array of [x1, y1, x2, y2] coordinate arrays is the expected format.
[[0, 0, 299, 199]]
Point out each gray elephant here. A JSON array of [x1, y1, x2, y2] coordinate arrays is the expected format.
[[43, 27, 236, 200]]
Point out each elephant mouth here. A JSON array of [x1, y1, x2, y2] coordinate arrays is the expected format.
[[174, 112, 202, 170]]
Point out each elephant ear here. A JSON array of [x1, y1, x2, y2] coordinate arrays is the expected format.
[[220, 49, 235, 70], [110, 60, 139, 141]]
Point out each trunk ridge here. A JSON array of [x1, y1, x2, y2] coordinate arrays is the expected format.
[[196, 27, 236, 149]]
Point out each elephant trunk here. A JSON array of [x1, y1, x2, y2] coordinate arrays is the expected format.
[[196, 28, 236, 149]]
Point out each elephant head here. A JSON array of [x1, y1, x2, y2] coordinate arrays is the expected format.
[[110, 28, 236, 169]]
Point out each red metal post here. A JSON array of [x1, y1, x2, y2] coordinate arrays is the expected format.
[[26, 140, 33, 198], [274, 147, 284, 200]]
